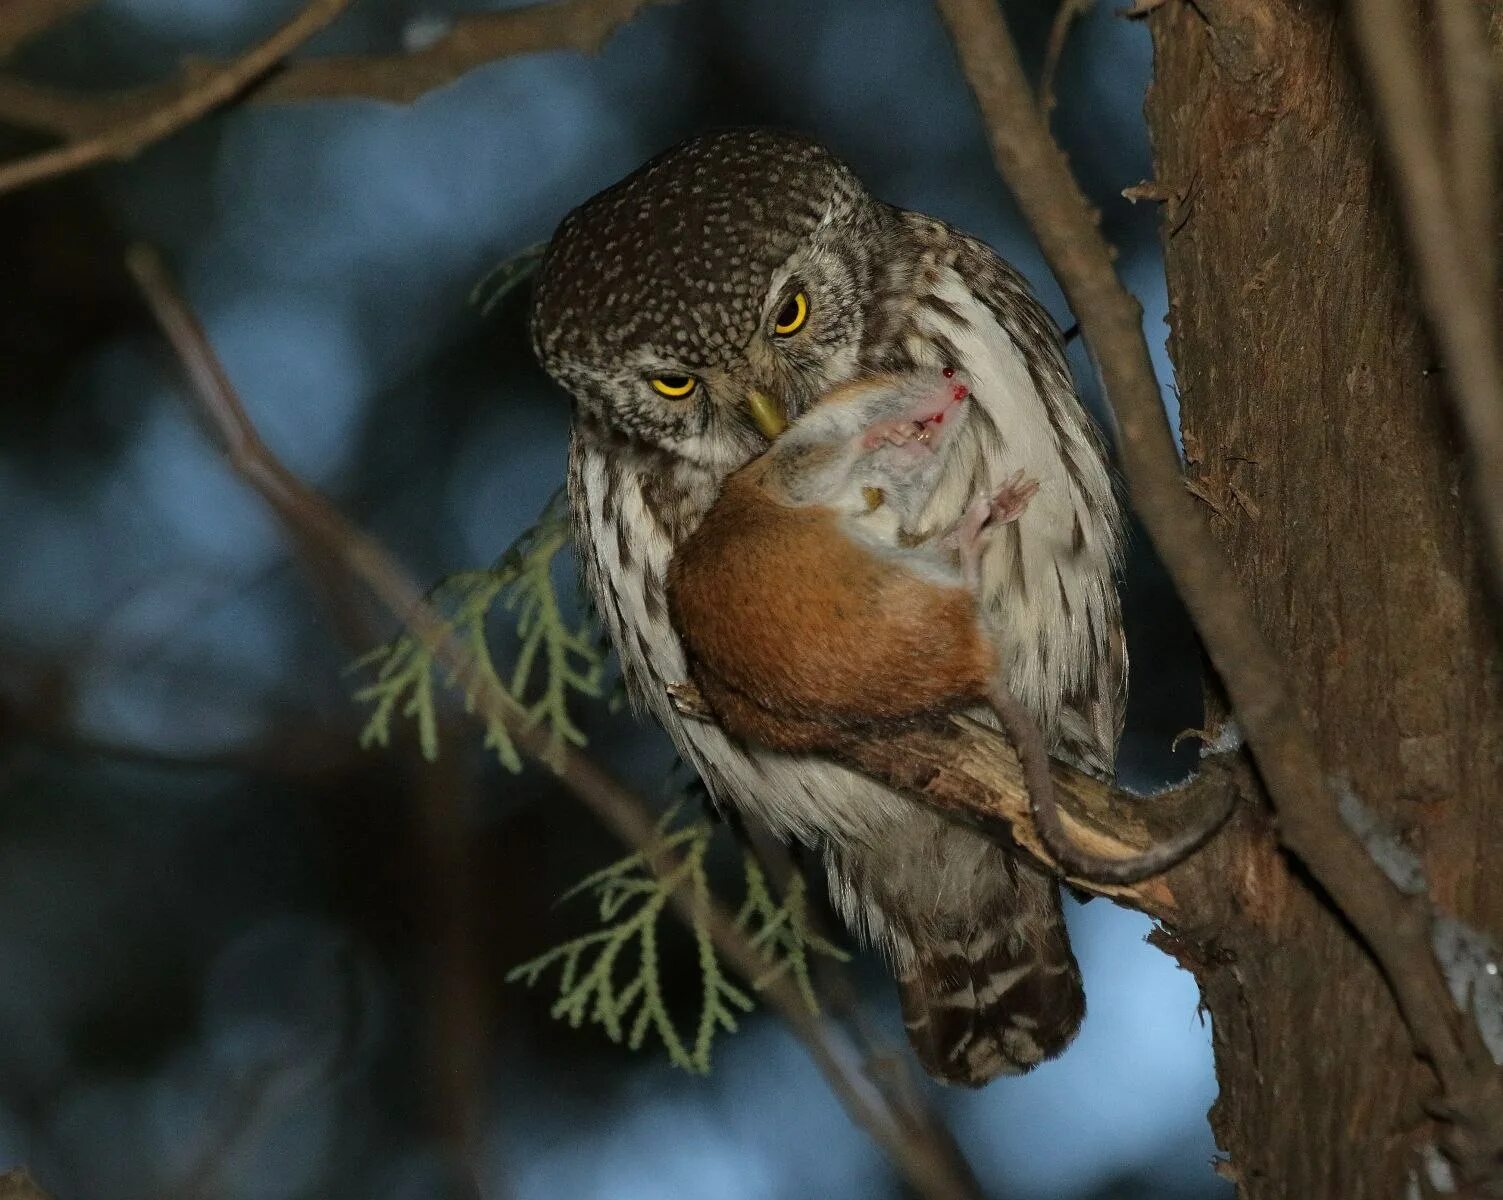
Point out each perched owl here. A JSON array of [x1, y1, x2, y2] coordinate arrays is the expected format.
[[529, 129, 1125, 1085]]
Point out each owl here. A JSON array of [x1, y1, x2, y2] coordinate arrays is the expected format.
[[529, 129, 1125, 1085]]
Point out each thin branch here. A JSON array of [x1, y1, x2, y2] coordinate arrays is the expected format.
[[11, 714, 361, 779], [0, 74, 124, 138], [738, 825, 983, 1187], [1432, 0, 1498, 302], [255, 0, 684, 105], [669, 678, 1236, 912], [1039, 0, 1093, 115], [0, 1169, 55, 1200], [0, 0, 96, 61], [932, 0, 1503, 1176], [414, 750, 487, 1178], [0, 0, 351, 196], [0, 0, 683, 195], [836, 717, 1241, 921], [1350, 0, 1503, 604], [124, 242, 985, 1200]]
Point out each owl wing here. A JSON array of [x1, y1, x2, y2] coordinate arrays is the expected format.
[[877, 213, 1127, 775]]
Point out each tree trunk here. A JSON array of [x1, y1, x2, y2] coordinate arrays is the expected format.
[[1144, 1, 1503, 1195]]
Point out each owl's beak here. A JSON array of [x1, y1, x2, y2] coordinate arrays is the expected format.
[[746, 390, 788, 439]]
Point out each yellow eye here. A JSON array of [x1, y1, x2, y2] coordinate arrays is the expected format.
[[650, 374, 698, 398], [773, 291, 809, 336]]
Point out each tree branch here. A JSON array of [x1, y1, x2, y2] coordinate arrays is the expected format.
[[1039, 0, 1093, 115], [0, 0, 351, 197], [0, 0, 96, 61], [1349, 0, 1503, 605], [0, 1172, 52, 1200], [837, 718, 1242, 920], [932, 0, 1503, 1177], [669, 677, 1240, 915], [0, 0, 685, 158], [254, 0, 684, 105], [1432, 0, 1498, 303], [124, 242, 985, 1200]]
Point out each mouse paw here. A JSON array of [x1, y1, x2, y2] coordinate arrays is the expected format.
[[986, 469, 1041, 525], [861, 418, 929, 450], [956, 471, 1040, 588]]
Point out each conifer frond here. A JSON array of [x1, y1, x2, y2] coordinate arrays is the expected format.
[[352, 490, 602, 770], [353, 499, 847, 1072], [508, 809, 848, 1073], [736, 852, 851, 1013], [507, 813, 754, 1074]]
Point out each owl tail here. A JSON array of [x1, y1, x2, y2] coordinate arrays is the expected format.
[[826, 817, 1085, 1087], [895, 863, 1085, 1086]]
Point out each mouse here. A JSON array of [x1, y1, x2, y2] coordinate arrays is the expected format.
[[667, 368, 1220, 885]]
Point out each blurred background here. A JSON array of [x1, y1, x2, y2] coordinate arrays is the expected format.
[[0, 0, 1226, 1196]]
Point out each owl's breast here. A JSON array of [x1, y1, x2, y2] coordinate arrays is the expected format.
[[857, 230, 1125, 768], [567, 429, 919, 847], [567, 433, 702, 725]]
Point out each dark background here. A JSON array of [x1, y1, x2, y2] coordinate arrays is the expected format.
[[0, 1, 1227, 1196]]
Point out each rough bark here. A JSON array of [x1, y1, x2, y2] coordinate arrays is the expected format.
[[1145, 2, 1503, 1196]]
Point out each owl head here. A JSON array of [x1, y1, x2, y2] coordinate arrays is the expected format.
[[530, 129, 890, 473]]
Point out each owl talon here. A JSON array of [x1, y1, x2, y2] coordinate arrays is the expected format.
[[667, 680, 715, 722]]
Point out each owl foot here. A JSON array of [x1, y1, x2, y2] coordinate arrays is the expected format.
[[957, 470, 1040, 589], [667, 679, 715, 722]]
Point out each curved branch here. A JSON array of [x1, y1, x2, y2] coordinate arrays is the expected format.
[[0, 0, 96, 61], [0, 0, 350, 196], [1038, 0, 1092, 115], [836, 717, 1244, 922], [932, 0, 1503, 1172], [0, 0, 684, 149], [124, 243, 985, 1200], [0, 1169, 54, 1200], [1349, 0, 1503, 602], [667, 677, 1240, 918], [255, 0, 683, 105], [0, 74, 125, 138]]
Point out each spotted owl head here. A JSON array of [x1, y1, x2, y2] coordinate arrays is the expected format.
[[530, 129, 891, 473]]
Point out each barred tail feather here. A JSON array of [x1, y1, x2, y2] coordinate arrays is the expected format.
[[896, 867, 1084, 1086], [823, 809, 1085, 1087]]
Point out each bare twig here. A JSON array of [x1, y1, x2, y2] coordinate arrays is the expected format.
[[1432, 0, 1498, 301], [125, 243, 984, 1200], [0, 0, 684, 206], [0, 0, 351, 196], [739, 827, 982, 1187], [0, 0, 96, 61], [1039, 0, 1093, 114], [0, 1169, 55, 1200], [11, 713, 360, 779], [835, 714, 1240, 920], [414, 751, 486, 1178], [255, 0, 684, 105], [670, 678, 1234, 905], [933, 0, 1503, 1177], [0, 74, 122, 139], [1350, 0, 1503, 605]]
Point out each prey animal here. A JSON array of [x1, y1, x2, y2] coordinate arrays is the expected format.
[[667, 370, 1039, 758], [668, 371, 1196, 889]]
